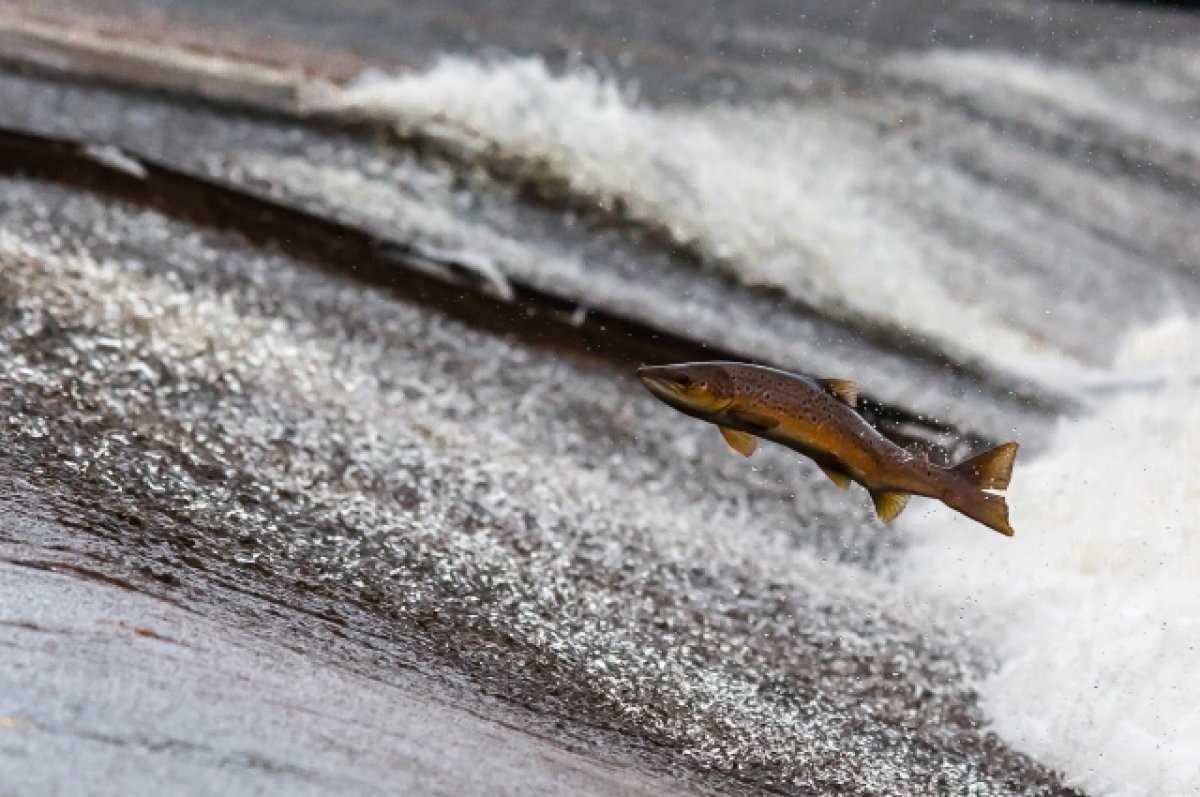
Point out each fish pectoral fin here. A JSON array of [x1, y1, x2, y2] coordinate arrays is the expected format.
[[818, 378, 858, 407], [725, 408, 780, 431], [818, 465, 852, 490], [719, 426, 757, 457], [869, 489, 911, 522]]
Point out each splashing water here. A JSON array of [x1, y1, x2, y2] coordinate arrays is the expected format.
[[902, 315, 1200, 797], [329, 57, 1088, 381]]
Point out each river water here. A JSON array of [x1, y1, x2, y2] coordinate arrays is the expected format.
[[1, 2, 1198, 795]]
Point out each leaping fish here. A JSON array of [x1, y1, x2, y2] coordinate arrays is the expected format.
[[637, 362, 1018, 536]]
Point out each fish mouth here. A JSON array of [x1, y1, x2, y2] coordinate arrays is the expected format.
[[637, 366, 731, 415], [637, 370, 683, 404]]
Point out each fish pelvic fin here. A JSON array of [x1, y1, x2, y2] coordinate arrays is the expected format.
[[819, 465, 852, 490], [818, 378, 858, 407], [952, 441, 1019, 491], [869, 489, 910, 522], [948, 490, 1014, 536], [719, 426, 757, 457]]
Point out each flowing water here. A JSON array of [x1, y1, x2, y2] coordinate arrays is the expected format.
[[1, 3, 1199, 795], [314, 50, 1200, 792], [321, 48, 1200, 795]]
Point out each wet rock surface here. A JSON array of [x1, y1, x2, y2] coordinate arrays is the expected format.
[[14, 0, 1200, 100]]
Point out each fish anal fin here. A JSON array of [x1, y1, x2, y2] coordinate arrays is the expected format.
[[953, 442, 1019, 491], [726, 408, 780, 431], [819, 465, 852, 490], [818, 378, 858, 407], [719, 426, 757, 457], [870, 489, 911, 523]]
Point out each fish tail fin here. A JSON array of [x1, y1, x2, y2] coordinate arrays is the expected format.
[[951, 441, 1019, 490], [947, 490, 1014, 536]]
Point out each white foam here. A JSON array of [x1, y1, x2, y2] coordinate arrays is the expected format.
[[328, 58, 1085, 379], [1113, 314, 1200, 374], [902, 315, 1200, 797]]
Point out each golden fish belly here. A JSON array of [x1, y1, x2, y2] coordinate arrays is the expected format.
[[767, 414, 882, 482]]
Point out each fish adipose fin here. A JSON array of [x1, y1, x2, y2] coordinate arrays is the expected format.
[[819, 465, 852, 490], [869, 489, 910, 522], [726, 408, 780, 431], [818, 379, 858, 407], [953, 442, 1019, 490], [719, 426, 757, 457]]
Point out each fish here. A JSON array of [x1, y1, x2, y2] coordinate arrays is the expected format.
[[637, 362, 1019, 536]]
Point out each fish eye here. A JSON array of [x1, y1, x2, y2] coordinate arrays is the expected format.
[[698, 380, 708, 389]]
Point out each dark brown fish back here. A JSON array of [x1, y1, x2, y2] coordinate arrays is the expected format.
[[725, 365, 862, 431], [720, 362, 904, 471], [725, 364, 824, 417]]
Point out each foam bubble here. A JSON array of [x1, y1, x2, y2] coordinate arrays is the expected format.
[[901, 316, 1200, 797]]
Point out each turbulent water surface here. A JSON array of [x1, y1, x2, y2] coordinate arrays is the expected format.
[[1, 2, 1199, 795]]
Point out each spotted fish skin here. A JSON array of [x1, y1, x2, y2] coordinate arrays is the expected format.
[[637, 362, 1018, 536]]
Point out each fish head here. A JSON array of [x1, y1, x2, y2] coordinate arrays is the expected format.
[[637, 363, 735, 418]]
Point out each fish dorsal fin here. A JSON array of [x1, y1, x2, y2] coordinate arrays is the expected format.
[[726, 408, 780, 431], [952, 442, 1019, 490], [719, 426, 757, 457], [818, 379, 858, 407], [869, 489, 911, 522], [819, 465, 852, 490]]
